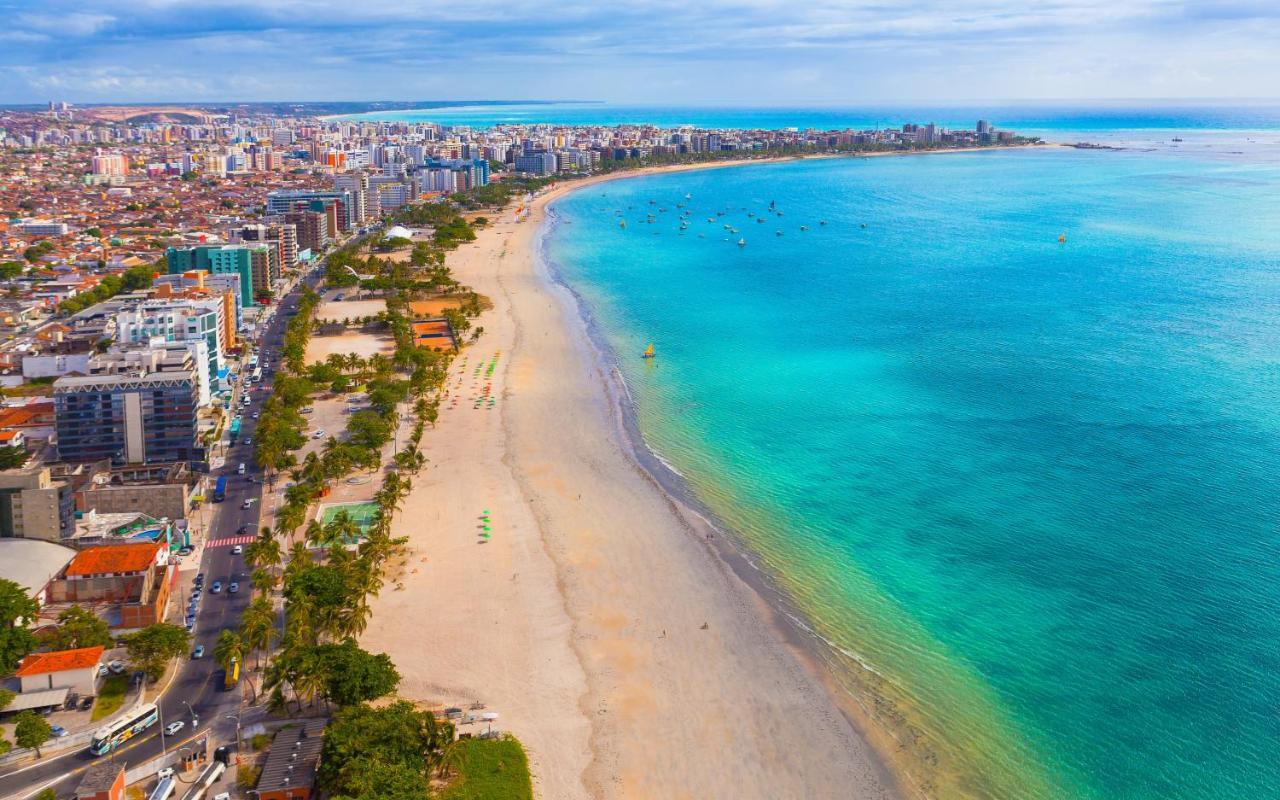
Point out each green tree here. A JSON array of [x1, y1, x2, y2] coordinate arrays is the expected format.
[[318, 701, 453, 798], [0, 262, 25, 280], [124, 623, 189, 681], [0, 578, 38, 673], [40, 605, 112, 651], [0, 445, 30, 470], [13, 710, 52, 757], [313, 639, 400, 707]]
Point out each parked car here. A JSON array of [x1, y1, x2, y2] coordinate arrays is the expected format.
[[63, 693, 79, 710], [50, 725, 68, 738], [241, 499, 254, 510], [243, 437, 252, 446], [108, 660, 125, 674], [311, 429, 326, 439], [210, 581, 222, 594], [228, 582, 239, 594], [300, 407, 314, 415], [185, 615, 196, 630], [165, 721, 185, 736], [158, 768, 175, 780], [98, 665, 109, 677], [178, 546, 194, 556], [80, 696, 94, 711], [194, 572, 204, 586], [192, 645, 205, 659]]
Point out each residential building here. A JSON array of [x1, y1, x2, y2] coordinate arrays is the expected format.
[[115, 298, 226, 378], [54, 350, 200, 465], [283, 210, 329, 254], [165, 245, 257, 308], [514, 152, 557, 175], [0, 538, 77, 605], [14, 646, 104, 696], [0, 466, 75, 542], [265, 189, 355, 232]]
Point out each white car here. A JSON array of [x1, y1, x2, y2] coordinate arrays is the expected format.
[[165, 721, 185, 736], [231, 544, 243, 555], [158, 768, 175, 780], [311, 429, 326, 439]]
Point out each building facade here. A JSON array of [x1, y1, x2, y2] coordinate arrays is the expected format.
[[54, 355, 200, 465]]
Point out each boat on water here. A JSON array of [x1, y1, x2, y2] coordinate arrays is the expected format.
[[619, 220, 626, 229], [642, 343, 656, 359], [757, 217, 765, 223], [685, 193, 692, 199], [820, 220, 827, 226], [776, 230, 784, 236], [737, 238, 746, 247], [800, 225, 809, 231], [1058, 233, 1067, 243]]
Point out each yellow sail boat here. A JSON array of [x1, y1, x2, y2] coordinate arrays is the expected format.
[[642, 343, 655, 359]]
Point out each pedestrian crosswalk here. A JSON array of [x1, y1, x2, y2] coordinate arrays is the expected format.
[[207, 534, 255, 548]]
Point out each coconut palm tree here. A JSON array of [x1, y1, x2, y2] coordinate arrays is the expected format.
[[250, 567, 279, 596], [241, 596, 276, 670]]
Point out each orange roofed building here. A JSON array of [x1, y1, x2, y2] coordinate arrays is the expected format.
[[47, 541, 173, 629], [15, 645, 104, 696]]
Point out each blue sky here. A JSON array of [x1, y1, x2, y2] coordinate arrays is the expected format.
[[1, 0, 1278, 104]]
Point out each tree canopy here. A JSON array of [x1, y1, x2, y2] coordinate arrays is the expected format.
[[124, 622, 189, 681], [0, 579, 38, 674], [38, 605, 112, 651]]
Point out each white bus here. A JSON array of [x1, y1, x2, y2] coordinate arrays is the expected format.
[[88, 702, 159, 755], [250, 367, 262, 384]]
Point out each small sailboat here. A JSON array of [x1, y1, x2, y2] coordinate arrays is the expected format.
[[776, 230, 784, 236], [737, 238, 746, 247], [800, 225, 809, 231], [685, 193, 692, 199], [642, 343, 656, 359], [820, 220, 827, 226], [619, 219, 626, 229], [1058, 233, 1067, 243]]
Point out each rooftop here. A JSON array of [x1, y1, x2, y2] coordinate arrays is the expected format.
[[14, 645, 105, 676], [76, 761, 124, 793], [0, 538, 78, 596], [64, 541, 161, 577], [256, 718, 326, 794]]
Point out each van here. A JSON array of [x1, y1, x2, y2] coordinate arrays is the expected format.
[[237, 463, 246, 475]]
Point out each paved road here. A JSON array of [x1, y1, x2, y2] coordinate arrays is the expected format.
[[0, 265, 324, 800]]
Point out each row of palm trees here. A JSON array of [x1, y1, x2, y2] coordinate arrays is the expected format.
[[210, 282, 452, 715]]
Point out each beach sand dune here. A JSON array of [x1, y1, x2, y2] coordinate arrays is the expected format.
[[363, 166, 897, 799]]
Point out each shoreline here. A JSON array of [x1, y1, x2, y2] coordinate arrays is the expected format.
[[369, 151, 1057, 799], [530, 158, 926, 795]]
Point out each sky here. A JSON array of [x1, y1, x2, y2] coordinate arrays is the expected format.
[[1, 0, 1279, 105]]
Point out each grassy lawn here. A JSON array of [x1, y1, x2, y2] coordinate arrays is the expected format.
[[437, 736, 533, 800], [91, 675, 129, 721]]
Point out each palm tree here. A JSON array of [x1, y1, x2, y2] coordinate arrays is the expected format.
[[241, 596, 276, 670], [251, 567, 279, 596]]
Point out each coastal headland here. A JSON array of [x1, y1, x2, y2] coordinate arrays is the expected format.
[[361, 157, 904, 799]]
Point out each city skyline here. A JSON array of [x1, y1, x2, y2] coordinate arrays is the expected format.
[[2, 0, 1279, 104]]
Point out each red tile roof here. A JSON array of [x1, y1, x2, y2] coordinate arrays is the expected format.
[[15, 645, 105, 676], [65, 542, 161, 577]]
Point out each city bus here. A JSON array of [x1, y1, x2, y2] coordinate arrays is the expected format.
[[250, 367, 262, 384], [213, 476, 227, 503], [89, 702, 158, 755]]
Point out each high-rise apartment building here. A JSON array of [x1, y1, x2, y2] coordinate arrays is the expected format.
[[165, 245, 257, 307], [54, 350, 200, 466], [0, 467, 75, 542], [283, 210, 328, 255]]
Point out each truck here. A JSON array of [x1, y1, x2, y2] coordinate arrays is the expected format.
[[223, 656, 240, 691], [213, 476, 227, 503]]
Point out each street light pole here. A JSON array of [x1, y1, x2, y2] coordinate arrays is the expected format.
[[223, 712, 243, 765]]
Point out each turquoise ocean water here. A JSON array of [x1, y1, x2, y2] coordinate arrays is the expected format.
[[543, 148, 1280, 799]]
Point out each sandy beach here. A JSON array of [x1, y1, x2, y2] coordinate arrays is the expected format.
[[361, 159, 900, 799]]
